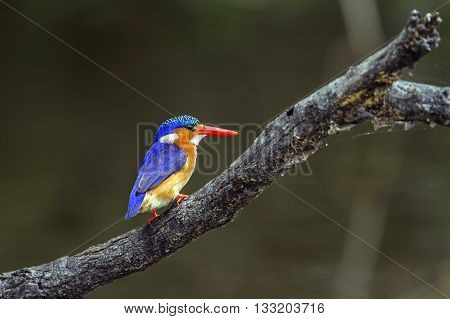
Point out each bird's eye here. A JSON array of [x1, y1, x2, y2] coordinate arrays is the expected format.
[[185, 124, 195, 131]]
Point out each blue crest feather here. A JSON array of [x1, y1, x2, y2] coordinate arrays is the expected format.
[[154, 115, 199, 142]]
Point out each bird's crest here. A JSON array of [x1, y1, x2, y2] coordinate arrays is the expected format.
[[155, 115, 200, 142]]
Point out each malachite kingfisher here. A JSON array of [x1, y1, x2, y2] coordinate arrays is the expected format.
[[126, 115, 238, 223]]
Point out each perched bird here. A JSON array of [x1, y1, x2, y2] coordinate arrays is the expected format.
[[126, 115, 238, 223]]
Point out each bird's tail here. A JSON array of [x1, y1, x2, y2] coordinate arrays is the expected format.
[[125, 184, 145, 220]]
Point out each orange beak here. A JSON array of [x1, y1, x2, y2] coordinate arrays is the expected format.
[[196, 125, 238, 136]]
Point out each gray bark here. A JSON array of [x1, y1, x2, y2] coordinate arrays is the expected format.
[[1, 10, 449, 298]]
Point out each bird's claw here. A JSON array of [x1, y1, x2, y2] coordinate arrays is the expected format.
[[147, 210, 159, 224], [176, 194, 189, 205]]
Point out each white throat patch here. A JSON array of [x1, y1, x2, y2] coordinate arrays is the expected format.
[[159, 133, 179, 144], [190, 134, 207, 145]]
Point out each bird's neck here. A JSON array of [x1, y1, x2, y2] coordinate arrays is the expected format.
[[175, 139, 197, 160], [173, 129, 199, 156]]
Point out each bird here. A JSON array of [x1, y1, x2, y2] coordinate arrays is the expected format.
[[126, 115, 238, 223]]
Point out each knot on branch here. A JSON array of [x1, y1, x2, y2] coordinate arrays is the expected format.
[[396, 10, 442, 69], [405, 10, 442, 53]]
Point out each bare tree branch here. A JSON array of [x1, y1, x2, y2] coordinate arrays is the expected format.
[[1, 10, 448, 298]]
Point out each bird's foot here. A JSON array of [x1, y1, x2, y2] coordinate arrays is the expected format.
[[147, 210, 159, 224], [176, 194, 189, 205]]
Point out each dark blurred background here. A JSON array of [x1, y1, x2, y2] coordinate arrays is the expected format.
[[0, 0, 449, 298]]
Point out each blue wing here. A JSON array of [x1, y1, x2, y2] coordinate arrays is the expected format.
[[125, 142, 187, 220]]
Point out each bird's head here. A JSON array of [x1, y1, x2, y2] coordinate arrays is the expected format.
[[155, 115, 238, 146]]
